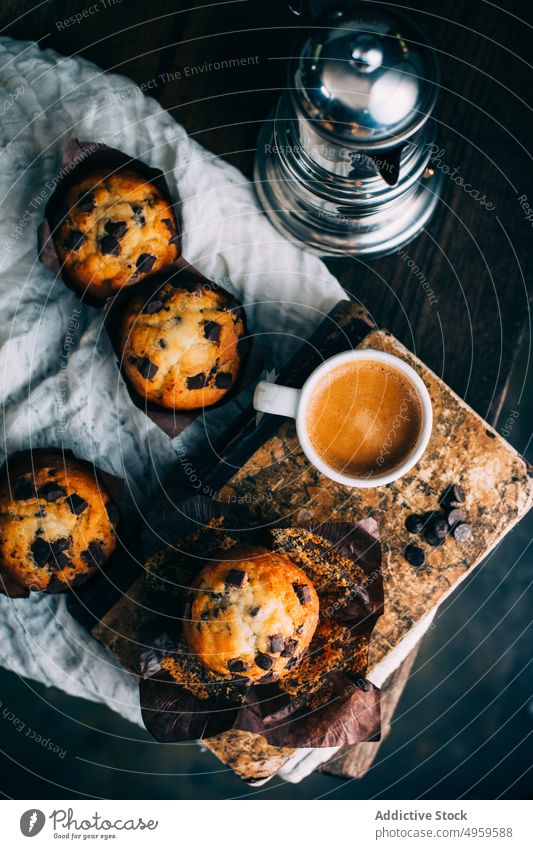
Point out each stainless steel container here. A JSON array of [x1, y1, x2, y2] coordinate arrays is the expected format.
[[254, 2, 444, 257]]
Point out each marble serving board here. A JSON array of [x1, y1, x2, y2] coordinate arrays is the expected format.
[[85, 302, 533, 784]]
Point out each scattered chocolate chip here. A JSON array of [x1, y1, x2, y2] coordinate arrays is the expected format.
[[143, 298, 163, 314], [105, 220, 128, 239], [285, 656, 299, 669], [353, 675, 370, 692], [63, 229, 87, 251], [137, 358, 158, 380], [447, 508, 466, 526], [100, 234, 121, 256], [293, 582, 311, 605], [249, 606, 260, 617], [65, 493, 88, 515], [131, 204, 146, 226], [281, 638, 298, 658], [136, 253, 156, 274], [405, 514, 425, 534], [158, 338, 166, 348], [31, 538, 51, 567], [106, 502, 119, 525], [225, 569, 246, 588], [203, 321, 221, 343], [425, 530, 445, 547], [14, 478, 35, 500], [186, 372, 207, 390], [77, 191, 95, 213], [432, 517, 448, 539], [404, 544, 425, 567], [228, 658, 247, 673], [215, 372, 233, 389], [442, 484, 465, 507], [255, 653, 273, 670], [200, 609, 210, 620], [212, 607, 220, 618], [453, 523, 472, 542], [38, 482, 66, 502], [268, 634, 284, 653], [81, 540, 106, 567]]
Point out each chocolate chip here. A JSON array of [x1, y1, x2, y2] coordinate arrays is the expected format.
[[131, 204, 146, 226], [432, 517, 448, 539], [51, 552, 72, 571], [453, 523, 472, 542], [38, 482, 66, 502], [228, 658, 247, 673], [425, 530, 445, 547], [442, 484, 465, 507], [77, 191, 95, 213], [158, 338, 166, 348], [106, 502, 119, 525], [268, 634, 284, 653], [255, 653, 273, 670], [14, 478, 35, 500], [203, 321, 221, 343], [215, 372, 232, 389], [136, 253, 156, 274], [447, 508, 466, 526], [50, 538, 69, 554], [143, 298, 163, 314], [281, 638, 298, 658], [65, 493, 88, 515], [293, 582, 311, 605], [186, 372, 207, 390], [285, 656, 299, 669], [100, 235, 121, 256], [31, 538, 51, 567], [405, 514, 425, 534], [81, 540, 106, 567], [225, 569, 246, 588], [162, 217, 179, 245], [258, 671, 276, 684], [63, 230, 87, 251], [404, 544, 425, 567], [249, 606, 260, 617], [138, 358, 158, 380], [200, 609, 210, 620], [105, 220, 128, 239]]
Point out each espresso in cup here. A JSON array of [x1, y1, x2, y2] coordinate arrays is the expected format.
[[253, 349, 432, 488], [306, 360, 423, 478]]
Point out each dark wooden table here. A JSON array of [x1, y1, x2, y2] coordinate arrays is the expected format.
[[4, 0, 531, 780]]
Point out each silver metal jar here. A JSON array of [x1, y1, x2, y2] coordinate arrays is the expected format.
[[254, 2, 444, 257]]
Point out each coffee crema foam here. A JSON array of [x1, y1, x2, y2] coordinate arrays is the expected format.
[[306, 360, 423, 478]]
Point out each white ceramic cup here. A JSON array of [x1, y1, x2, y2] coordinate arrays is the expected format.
[[253, 349, 433, 488]]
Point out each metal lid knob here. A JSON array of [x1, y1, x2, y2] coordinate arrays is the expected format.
[[290, 2, 440, 148]]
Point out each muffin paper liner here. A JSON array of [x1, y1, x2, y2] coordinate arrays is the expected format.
[[139, 495, 384, 749], [37, 138, 180, 305], [38, 140, 261, 439], [0, 448, 127, 598]]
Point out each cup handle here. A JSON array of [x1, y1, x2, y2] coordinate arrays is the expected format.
[[253, 381, 300, 419]]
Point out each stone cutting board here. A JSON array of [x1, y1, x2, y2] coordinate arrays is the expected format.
[[86, 303, 533, 783]]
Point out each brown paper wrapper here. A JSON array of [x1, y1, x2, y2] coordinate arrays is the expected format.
[[0, 448, 127, 598], [38, 138, 180, 305], [139, 496, 383, 749]]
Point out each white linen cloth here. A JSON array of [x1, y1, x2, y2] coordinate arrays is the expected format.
[[0, 38, 433, 784]]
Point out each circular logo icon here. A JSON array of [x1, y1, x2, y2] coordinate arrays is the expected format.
[[20, 810, 46, 837]]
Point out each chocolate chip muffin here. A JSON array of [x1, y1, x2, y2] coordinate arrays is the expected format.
[[53, 168, 179, 299], [119, 279, 247, 410], [183, 546, 319, 683], [0, 456, 118, 592]]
